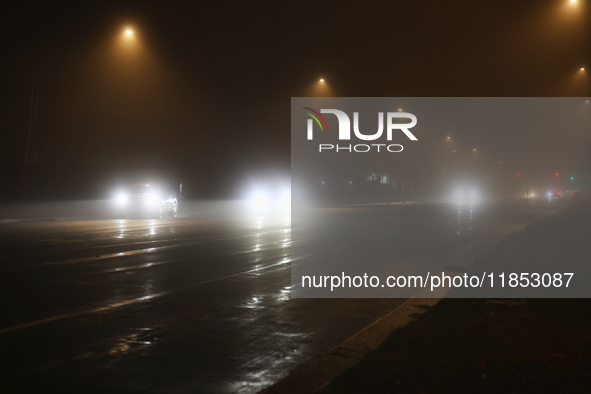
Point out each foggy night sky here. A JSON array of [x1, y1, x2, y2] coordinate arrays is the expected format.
[[1, 0, 590, 199]]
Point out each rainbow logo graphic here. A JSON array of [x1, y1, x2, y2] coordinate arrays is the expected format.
[[302, 107, 329, 131]]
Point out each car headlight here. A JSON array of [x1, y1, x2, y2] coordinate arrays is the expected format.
[[253, 193, 268, 209], [115, 192, 128, 204], [281, 193, 291, 209], [147, 193, 159, 203]]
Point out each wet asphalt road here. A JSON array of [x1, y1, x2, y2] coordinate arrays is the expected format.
[[0, 198, 569, 393]]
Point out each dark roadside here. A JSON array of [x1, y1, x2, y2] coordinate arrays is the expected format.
[[321, 201, 591, 393]]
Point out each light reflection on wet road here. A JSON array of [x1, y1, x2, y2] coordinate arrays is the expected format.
[[0, 199, 566, 392]]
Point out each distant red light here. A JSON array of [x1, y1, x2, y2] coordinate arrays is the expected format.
[[516, 173, 520, 176], [555, 173, 559, 176]]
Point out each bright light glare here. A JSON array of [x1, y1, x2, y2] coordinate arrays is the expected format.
[[281, 193, 291, 209], [454, 188, 479, 204], [115, 192, 128, 204], [581, 68, 585, 71], [253, 194, 268, 209], [147, 193, 159, 204], [125, 29, 133, 35], [319, 78, 325, 82]]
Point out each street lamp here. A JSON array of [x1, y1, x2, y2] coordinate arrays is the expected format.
[[311, 77, 332, 96], [121, 28, 136, 45]]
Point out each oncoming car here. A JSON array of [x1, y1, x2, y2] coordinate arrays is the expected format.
[[452, 187, 480, 204], [114, 183, 179, 218], [241, 173, 291, 213]]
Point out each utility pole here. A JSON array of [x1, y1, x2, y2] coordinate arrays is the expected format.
[[22, 65, 35, 198]]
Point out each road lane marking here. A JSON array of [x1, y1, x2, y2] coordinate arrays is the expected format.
[[0, 254, 309, 335], [0, 237, 190, 259], [52, 280, 146, 288], [0, 295, 161, 335], [0, 248, 168, 271], [0, 228, 293, 272], [72, 260, 179, 277], [68, 240, 293, 278]]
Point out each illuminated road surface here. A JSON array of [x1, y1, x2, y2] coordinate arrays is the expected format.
[[0, 199, 568, 392]]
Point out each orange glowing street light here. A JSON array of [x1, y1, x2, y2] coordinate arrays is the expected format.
[[121, 27, 136, 44]]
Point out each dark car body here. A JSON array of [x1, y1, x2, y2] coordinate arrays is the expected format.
[[572, 191, 584, 199]]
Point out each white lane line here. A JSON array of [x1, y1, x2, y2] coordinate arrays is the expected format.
[[0, 247, 168, 272], [71, 241, 293, 278], [0, 237, 189, 259], [0, 254, 309, 335], [0, 229, 290, 272], [73, 260, 180, 277], [52, 280, 146, 288], [0, 222, 297, 260]]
